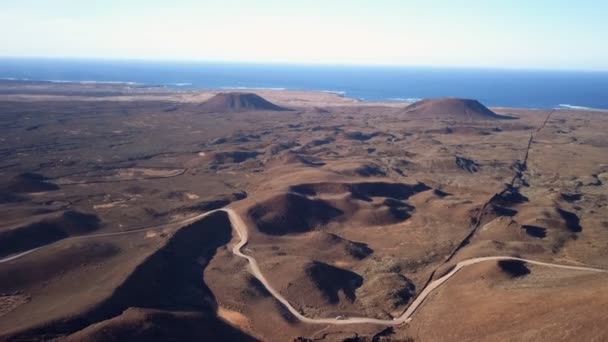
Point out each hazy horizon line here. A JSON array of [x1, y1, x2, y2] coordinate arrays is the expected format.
[[1, 55, 607, 73]]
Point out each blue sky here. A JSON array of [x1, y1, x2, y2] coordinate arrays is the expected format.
[[1, 0, 607, 70]]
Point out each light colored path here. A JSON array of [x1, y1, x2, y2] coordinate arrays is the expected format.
[[0, 210, 217, 264], [2, 208, 607, 326], [224, 208, 608, 325], [0, 248, 46, 263]]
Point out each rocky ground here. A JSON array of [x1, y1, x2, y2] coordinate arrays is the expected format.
[[0, 80, 607, 341]]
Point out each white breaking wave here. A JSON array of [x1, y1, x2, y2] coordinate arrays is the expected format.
[[387, 97, 421, 102], [1, 77, 31, 81], [4, 78, 141, 85], [172, 83, 193, 87], [556, 104, 597, 111], [319, 90, 346, 96], [220, 86, 286, 91], [1, 78, 134, 85], [72, 80, 140, 85]]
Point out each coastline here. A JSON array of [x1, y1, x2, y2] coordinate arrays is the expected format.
[[1, 78, 607, 112]]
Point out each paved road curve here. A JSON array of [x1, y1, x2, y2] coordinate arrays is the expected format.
[[2, 208, 607, 326]]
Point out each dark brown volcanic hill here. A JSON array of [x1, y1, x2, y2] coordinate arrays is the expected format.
[[199, 92, 289, 112], [0, 211, 101, 258], [248, 193, 343, 235], [403, 98, 511, 120], [3, 172, 59, 193]]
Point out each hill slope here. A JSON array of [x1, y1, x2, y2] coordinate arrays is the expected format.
[[200, 92, 289, 112], [403, 98, 511, 120]]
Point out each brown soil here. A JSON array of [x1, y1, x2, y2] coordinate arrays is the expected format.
[[1, 81, 607, 341], [0, 211, 101, 258], [2, 173, 59, 194]]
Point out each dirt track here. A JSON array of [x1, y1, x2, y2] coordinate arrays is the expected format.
[[225, 208, 608, 325], [5, 207, 603, 326]]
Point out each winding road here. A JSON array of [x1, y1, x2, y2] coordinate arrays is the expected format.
[[224, 208, 608, 325], [2, 207, 607, 326]]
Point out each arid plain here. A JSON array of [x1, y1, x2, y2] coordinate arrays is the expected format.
[[1, 80, 607, 341]]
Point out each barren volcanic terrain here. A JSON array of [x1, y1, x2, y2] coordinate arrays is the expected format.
[[1, 80, 607, 341]]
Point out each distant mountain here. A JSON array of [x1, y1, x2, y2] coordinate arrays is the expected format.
[[199, 92, 289, 112], [403, 98, 512, 120]]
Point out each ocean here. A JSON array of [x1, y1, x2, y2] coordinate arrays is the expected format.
[[1, 58, 607, 110]]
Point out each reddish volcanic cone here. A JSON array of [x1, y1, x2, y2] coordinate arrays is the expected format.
[[199, 92, 289, 112], [403, 98, 512, 120]]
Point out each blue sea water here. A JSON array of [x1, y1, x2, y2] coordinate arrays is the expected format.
[[1, 58, 607, 109]]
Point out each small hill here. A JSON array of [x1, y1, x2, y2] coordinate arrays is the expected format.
[[248, 193, 343, 235], [356, 273, 416, 310], [289, 181, 430, 200], [0, 211, 101, 258], [262, 258, 363, 307], [3, 173, 59, 193], [289, 231, 373, 260], [305, 261, 363, 303], [265, 151, 325, 169], [207, 150, 260, 164], [199, 92, 289, 112], [403, 98, 511, 120], [65, 308, 257, 342], [2, 211, 256, 341]]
